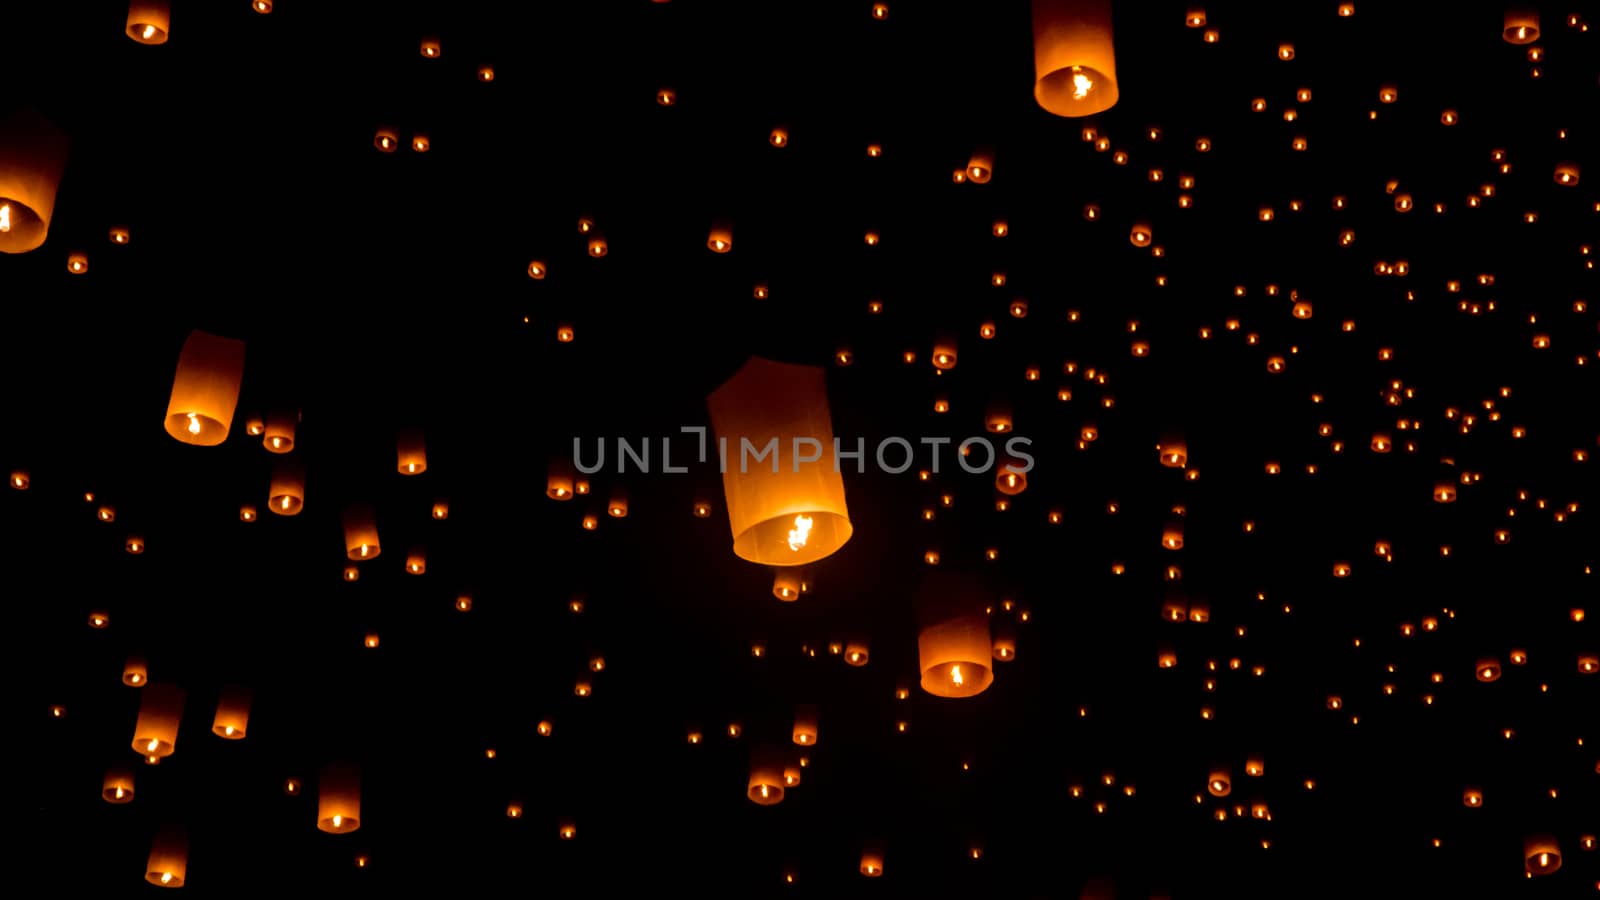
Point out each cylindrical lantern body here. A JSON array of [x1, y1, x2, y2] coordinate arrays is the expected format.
[[145, 825, 187, 888], [212, 685, 251, 739], [747, 747, 786, 805], [1475, 656, 1501, 682], [860, 849, 884, 877], [1524, 835, 1561, 875], [397, 427, 426, 475], [269, 459, 305, 515], [263, 410, 296, 453], [123, 655, 148, 687], [103, 769, 135, 803], [707, 223, 733, 253], [127, 1, 171, 43], [917, 573, 995, 697], [317, 763, 361, 833], [343, 505, 380, 561], [995, 455, 1027, 495], [792, 704, 818, 745], [163, 330, 246, 445], [1162, 520, 1184, 550], [0, 108, 71, 254], [992, 621, 1017, 661], [967, 147, 994, 183], [705, 357, 853, 566], [405, 547, 426, 574], [1503, 9, 1539, 43], [772, 568, 802, 601], [131, 683, 185, 759], [547, 458, 575, 500], [1158, 433, 1187, 468], [1208, 768, 1231, 797], [932, 334, 958, 370], [1032, 0, 1119, 117]]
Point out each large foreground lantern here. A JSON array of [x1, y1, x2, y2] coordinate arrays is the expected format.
[[917, 572, 995, 698], [317, 763, 361, 833], [1031, 0, 1119, 117], [163, 330, 246, 445], [0, 108, 71, 254], [705, 357, 853, 566]]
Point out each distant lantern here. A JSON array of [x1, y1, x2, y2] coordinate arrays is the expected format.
[[918, 573, 995, 698], [374, 127, 399, 152], [343, 505, 381, 560], [995, 455, 1028, 495], [268, 460, 305, 515], [1162, 520, 1184, 550], [239, 505, 257, 522], [89, 610, 110, 628], [317, 763, 361, 833], [559, 821, 577, 840], [1476, 657, 1501, 682], [966, 147, 994, 183], [1580, 654, 1599, 674], [411, 134, 430, 153], [406, 547, 429, 574], [1245, 756, 1264, 777], [431, 500, 448, 520], [845, 641, 869, 666], [1553, 162, 1579, 186], [254, 0, 272, 13], [245, 415, 264, 436], [8, 470, 27, 489], [0, 108, 71, 253], [607, 488, 629, 518], [705, 357, 853, 566], [1463, 787, 1483, 807], [772, 568, 802, 601], [769, 127, 788, 147], [1433, 481, 1457, 503], [1031, 0, 1119, 117], [123, 656, 148, 687], [125, 535, 144, 554], [932, 334, 958, 370], [547, 459, 576, 500], [707, 222, 733, 253], [526, 260, 546, 279], [212, 685, 251, 739], [397, 427, 426, 475], [748, 748, 786, 805], [1503, 9, 1538, 43], [1129, 222, 1152, 246], [454, 594, 472, 612], [145, 825, 187, 888], [68, 254, 89, 274], [985, 401, 1013, 433], [860, 849, 884, 877], [126, 0, 171, 44], [1185, 7, 1205, 27], [419, 37, 440, 58], [992, 621, 1016, 661], [1158, 434, 1187, 467], [793, 705, 818, 745], [131, 683, 185, 759], [263, 410, 296, 453], [163, 329, 246, 446], [1208, 768, 1231, 797], [1524, 835, 1560, 874], [587, 235, 608, 257], [103, 769, 134, 803]]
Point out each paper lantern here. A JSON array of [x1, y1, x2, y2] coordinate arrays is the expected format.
[[8, 469, 27, 489], [1475, 656, 1501, 682], [1503, 9, 1538, 43], [123, 656, 148, 687], [547, 459, 576, 500], [844, 641, 869, 666], [0, 108, 71, 254], [268, 459, 305, 515], [1433, 481, 1457, 503], [1162, 520, 1184, 550], [374, 128, 399, 152], [253, 0, 272, 13], [748, 747, 786, 805], [773, 568, 802, 601], [705, 357, 852, 566], [317, 763, 361, 833], [932, 333, 958, 370], [239, 505, 257, 522], [342, 505, 381, 560], [995, 455, 1028, 495], [212, 685, 251, 739], [792, 705, 818, 746], [707, 222, 733, 253], [985, 400, 1013, 433], [397, 427, 426, 475], [126, 0, 170, 44], [1129, 222, 1152, 247], [89, 610, 110, 628], [263, 410, 296, 453], [918, 573, 995, 698], [131, 682, 185, 759], [1524, 835, 1561, 874], [145, 825, 187, 888], [1463, 787, 1483, 807], [411, 134, 430, 152], [103, 769, 134, 803], [431, 499, 449, 520], [607, 488, 628, 518], [1032, 0, 1119, 117], [1553, 162, 1580, 186], [1158, 434, 1187, 467], [1207, 768, 1231, 797], [992, 620, 1017, 661], [860, 849, 884, 877], [966, 147, 994, 183], [419, 36, 441, 58], [162, 330, 246, 446]]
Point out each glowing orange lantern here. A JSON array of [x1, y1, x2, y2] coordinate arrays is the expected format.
[[1032, 0, 1119, 117], [163, 329, 247, 446]]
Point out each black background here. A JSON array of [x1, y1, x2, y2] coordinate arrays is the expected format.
[[3, 0, 1596, 896]]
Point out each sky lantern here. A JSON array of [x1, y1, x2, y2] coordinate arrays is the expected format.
[[317, 763, 361, 833], [103, 769, 135, 804], [918, 573, 995, 698], [212, 686, 251, 739], [397, 427, 427, 475], [268, 460, 305, 515], [0, 108, 70, 253], [343, 505, 381, 560], [705, 357, 852, 566], [163, 330, 246, 446], [144, 825, 187, 888], [131, 683, 185, 760], [1032, 0, 1119, 117]]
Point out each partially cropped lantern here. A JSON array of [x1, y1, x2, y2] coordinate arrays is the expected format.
[[268, 460, 305, 515], [163, 330, 246, 445], [212, 685, 251, 739], [918, 573, 995, 698], [0, 108, 71, 254], [131, 682, 185, 759], [705, 357, 852, 566], [145, 825, 187, 888], [1031, 0, 1119, 117], [317, 763, 361, 833], [103, 769, 134, 803], [126, 0, 171, 45], [397, 427, 426, 475], [343, 505, 381, 560]]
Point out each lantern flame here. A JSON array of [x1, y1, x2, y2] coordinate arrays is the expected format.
[[115, 786, 125, 798], [186, 412, 200, 435], [951, 665, 964, 686], [142, 24, 156, 39], [1071, 69, 1093, 99], [224, 725, 235, 736], [760, 784, 769, 798], [0, 203, 10, 232], [160, 872, 172, 884], [146, 739, 158, 752], [332, 815, 342, 827], [787, 514, 813, 551]]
